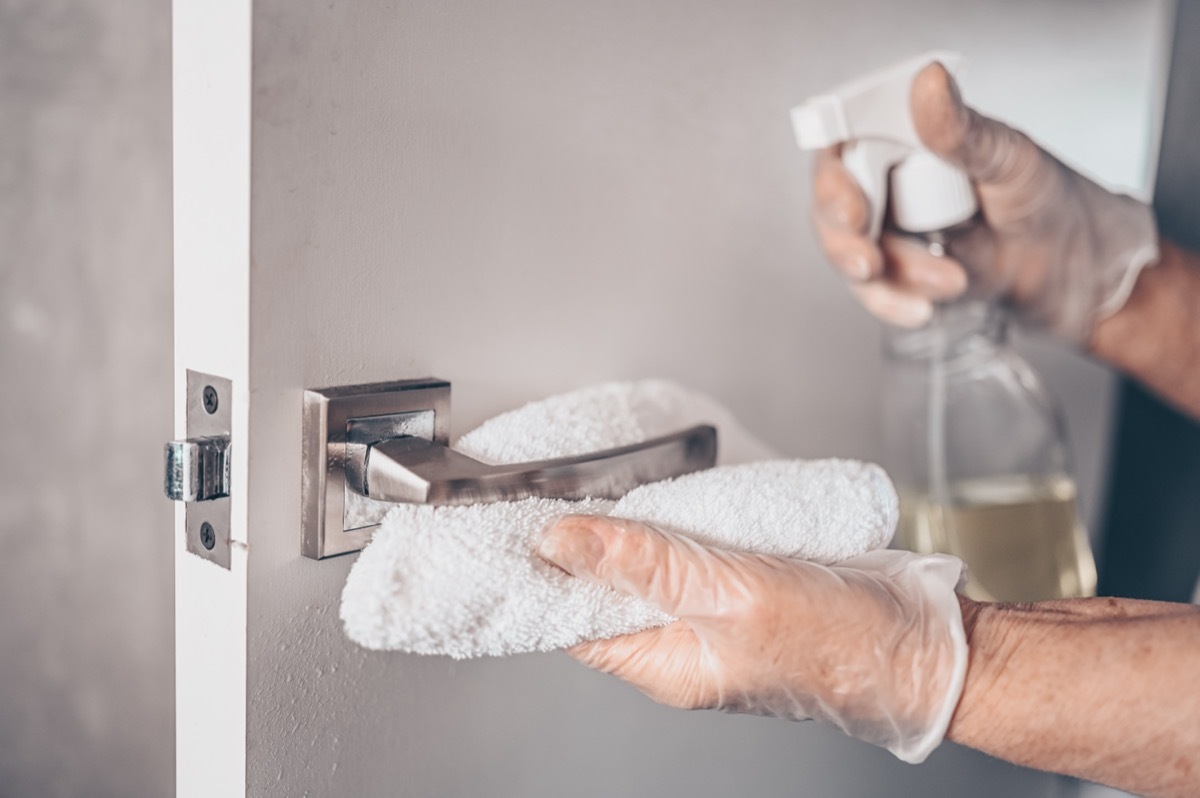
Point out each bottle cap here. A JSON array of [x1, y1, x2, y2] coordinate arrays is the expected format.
[[889, 151, 978, 233]]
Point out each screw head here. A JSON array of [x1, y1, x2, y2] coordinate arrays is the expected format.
[[202, 385, 219, 415], [200, 522, 216, 551]]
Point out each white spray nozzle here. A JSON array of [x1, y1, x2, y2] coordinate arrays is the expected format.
[[792, 51, 978, 239]]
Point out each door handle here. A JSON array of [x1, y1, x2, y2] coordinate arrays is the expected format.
[[344, 425, 717, 506], [301, 378, 718, 559]]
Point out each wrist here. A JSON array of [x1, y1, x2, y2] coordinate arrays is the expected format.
[[1088, 236, 1200, 418], [1090, 195, 1161, 324], [883, 553, 971, 764], [945, 596, 1018, 751]]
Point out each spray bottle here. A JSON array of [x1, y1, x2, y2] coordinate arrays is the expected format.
[[791, 52, 1097, 602]]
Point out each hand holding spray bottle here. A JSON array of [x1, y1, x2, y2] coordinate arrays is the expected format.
[[792, 52, 1097, 602]]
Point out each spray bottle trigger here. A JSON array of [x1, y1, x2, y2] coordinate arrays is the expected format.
[[841, 139, 910, 241], [792, 51, 975, 242]]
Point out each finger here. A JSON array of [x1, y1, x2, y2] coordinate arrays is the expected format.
[[851, 281, 933, 328], [880, 233, 969, 300], [939, 221, 1011, 298], [813, 146, 870, 234], [814, 213, 884, 282], [910, 61, 1036, 186], [539, 515, 732, 618], [567, 622, 712, 705]]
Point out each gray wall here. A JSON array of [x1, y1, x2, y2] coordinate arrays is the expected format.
[[0, 1, 173, 797], [0, 0, 1168, 796], [241, 1, 1166, 797]]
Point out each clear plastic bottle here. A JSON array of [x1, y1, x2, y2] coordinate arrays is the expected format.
[[791, 51, 1097, 602], [883, 300, 1098, 602]]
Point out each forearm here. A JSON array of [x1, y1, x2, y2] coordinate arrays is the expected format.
[[948, 596, 1200, 797], [1089, 238, 1200, 419]]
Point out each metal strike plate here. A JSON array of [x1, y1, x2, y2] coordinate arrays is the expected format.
[[165, 436, 230, 502], [302, 378, 450, 559], [168, 371, 233, 569]]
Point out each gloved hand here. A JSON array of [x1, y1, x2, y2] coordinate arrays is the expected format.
[[811, 62, 1159, 342], [538, 514, 968, 764]]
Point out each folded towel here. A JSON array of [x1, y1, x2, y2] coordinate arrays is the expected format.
[[454, 378, 777, 467], [339, 380, 898, 658]]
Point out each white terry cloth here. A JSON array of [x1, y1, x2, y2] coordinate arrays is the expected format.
[[340, 380, 898, 659], [454, 378, 776, 468]]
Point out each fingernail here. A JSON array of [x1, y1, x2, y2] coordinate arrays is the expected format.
[[914, 264, 967, 297], [945, 69, 964, 110], [539, 515, 607, 576], [852, 254, 873, 281], [890, 296, 934, 328], [833, 199, 855, 227]]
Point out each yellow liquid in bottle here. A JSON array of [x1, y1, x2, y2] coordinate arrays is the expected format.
[[898, 474, 1097, 602]]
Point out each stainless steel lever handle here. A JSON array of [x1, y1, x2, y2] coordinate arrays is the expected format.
[[301, 378, 716, 559], [345, 424, 717, 505]]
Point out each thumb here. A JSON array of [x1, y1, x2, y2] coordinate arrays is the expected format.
[[910, 61, 1033, 185], [538, 515, 731, 618]]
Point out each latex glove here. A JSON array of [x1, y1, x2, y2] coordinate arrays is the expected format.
[[538, 515, 968, 764], [811, 62, 1159, 342]]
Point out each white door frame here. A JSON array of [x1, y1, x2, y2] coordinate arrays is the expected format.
[[173, 1, 251, 795]]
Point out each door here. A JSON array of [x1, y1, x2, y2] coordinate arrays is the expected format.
[[173, 1, 1171, 795]]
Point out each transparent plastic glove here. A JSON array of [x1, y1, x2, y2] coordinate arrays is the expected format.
[[811, 62, 1159, 342], [538, 515, 968, 764]]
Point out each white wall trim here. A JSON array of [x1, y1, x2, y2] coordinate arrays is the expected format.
[[173, 0, 252, 795]]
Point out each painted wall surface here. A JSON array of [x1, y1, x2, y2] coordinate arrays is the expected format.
[[0, 1, 174, 796], [242, 1, 1169, 797], [0, 0, 1168, 794]]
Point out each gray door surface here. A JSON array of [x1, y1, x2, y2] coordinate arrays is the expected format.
[[171, 1, 1170, 795]]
